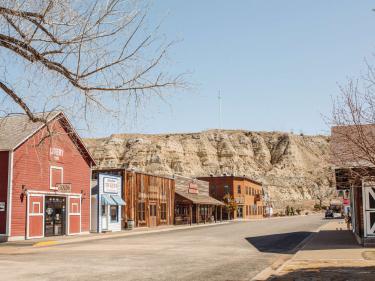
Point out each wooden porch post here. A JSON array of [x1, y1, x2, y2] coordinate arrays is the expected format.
[[196, 204, 200, 224], [189, 204, 192, 226], [204, 205, 209, 224], [220, 206, 223, 222], [215, 206, 217, 223]]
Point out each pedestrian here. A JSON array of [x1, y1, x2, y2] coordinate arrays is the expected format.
[[345, 213, 351, 230]]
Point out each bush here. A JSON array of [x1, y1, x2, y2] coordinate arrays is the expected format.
[[314, 204, 322, 210]]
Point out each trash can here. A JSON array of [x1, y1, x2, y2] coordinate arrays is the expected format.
[[127, 219, 134, 230]]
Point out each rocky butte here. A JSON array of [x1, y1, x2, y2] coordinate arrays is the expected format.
[[84, 130, 333, 211]]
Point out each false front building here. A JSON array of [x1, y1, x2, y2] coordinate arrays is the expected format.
[[92, 169, 175, 229], [0, 112, 95, 241], [198, 175, 265, 220], [174, 175, 224, 225]]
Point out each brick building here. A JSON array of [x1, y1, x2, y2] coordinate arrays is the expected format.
[[174, 175, 224, 225], [198, 175, 265, 220], [0, 112, 95, 241]]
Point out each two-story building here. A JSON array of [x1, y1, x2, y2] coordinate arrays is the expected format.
[[174, 175, 224, 225], [92, 169, 175, 229], [0, 111, 95, 241], [198, 175, 264, 220]]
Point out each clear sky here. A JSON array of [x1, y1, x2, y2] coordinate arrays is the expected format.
[[96, 1, 375, 137]]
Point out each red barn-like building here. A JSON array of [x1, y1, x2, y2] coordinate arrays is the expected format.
[[0, 112, 95, 241]]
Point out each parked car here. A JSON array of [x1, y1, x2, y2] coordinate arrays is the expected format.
[[325, 209, 334, 218], [325, 203, 344, 219]]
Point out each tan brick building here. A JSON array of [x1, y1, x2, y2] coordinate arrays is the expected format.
[[198, 175, 265, 220]]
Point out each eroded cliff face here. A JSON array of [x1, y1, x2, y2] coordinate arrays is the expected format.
[[85, 130, 333, 210]]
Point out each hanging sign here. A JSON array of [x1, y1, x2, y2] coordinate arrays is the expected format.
[[0, 202, 5, 212]]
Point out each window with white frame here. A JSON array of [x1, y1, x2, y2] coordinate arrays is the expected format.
[[50, 166, 63, 190], [71, 202, 79, 214], [31, 202, 42, 214]]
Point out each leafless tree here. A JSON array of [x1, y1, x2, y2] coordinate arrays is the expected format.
[[311, 182, 334, 208], [0, 0, 184, 128], [331, 60, 375, 186]]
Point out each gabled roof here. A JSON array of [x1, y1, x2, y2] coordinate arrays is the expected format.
[[0, 111, 61, 150], [0, 111, 95, 165], [331, 124, 375, 168]]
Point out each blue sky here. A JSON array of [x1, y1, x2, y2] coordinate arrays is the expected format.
[[100, 1, 375, 136]]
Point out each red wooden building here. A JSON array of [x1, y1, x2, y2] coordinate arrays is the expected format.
[[0, 111, 95, 241]]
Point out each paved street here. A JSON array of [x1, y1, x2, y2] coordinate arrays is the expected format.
[[0, 215, 326, 281]]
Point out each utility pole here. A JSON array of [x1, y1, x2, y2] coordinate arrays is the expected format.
[[218, 90, 222, 130]]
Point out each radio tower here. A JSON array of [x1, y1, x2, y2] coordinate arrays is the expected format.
[[218, 90, 222, 130]]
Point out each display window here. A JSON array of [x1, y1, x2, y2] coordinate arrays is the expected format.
[[110, 205, 118, 222]]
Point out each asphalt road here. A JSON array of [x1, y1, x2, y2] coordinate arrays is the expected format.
[[0, 215, 326, 281]]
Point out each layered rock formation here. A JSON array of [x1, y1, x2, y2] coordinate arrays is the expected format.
[[85, 130, 333, 211]]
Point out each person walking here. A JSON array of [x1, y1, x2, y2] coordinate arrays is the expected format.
[[345, 213, 352, 230]]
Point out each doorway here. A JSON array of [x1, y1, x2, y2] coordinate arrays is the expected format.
[[101, 205, 109, 231], [149, 203, 157, 227], [45, 196, 66, 236], [237, 206, 243, 219], [363, 186, 375, 236]]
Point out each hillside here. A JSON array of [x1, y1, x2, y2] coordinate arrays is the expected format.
[[84, 130, 333, 211]]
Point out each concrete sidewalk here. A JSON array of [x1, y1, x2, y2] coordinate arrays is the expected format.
[[267, 220, 375, 280]]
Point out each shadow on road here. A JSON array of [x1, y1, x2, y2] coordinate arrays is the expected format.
[[247, 228, 362, 254], [268, 266, 375, 280], [245, 231, 312, 254]]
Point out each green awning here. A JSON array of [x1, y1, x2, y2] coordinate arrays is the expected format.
[[111, 195, 126, 206], [101, 194, 116, 205]]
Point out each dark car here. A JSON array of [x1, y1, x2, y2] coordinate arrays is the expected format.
[[325, 209, 334, 218]]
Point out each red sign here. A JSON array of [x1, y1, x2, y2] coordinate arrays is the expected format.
[[188, 183, 199, 194]]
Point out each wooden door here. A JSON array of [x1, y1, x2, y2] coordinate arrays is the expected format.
[[149, 203, 157, 227], [363, 186, 375, 236]]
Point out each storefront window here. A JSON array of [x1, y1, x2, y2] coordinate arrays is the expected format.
[[138, 202, 145, 221], [110, 205, 118, 222], [224, 185, 229, 194], [161, 203, 167, 220]]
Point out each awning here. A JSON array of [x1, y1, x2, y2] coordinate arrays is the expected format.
[[111, 195, 126, 206], [175, 190, 225, 206], [101, 194, 116, 205]]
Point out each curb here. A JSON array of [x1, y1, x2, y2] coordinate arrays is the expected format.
[[251, 220, 328, 281], [1, 221, 232, 250]]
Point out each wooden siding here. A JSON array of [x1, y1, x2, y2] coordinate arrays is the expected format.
[[11, 118, 91, 237], [125, 171, 175, 227], [0, 151, 9, 234], [92, 169, 175, 228]]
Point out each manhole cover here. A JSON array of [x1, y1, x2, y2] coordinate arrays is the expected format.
[[362, 251, 375, 260]]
